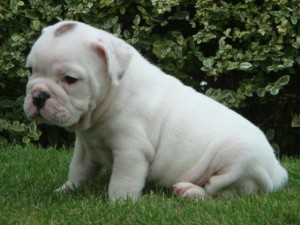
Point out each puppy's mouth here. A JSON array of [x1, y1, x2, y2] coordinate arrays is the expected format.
[[31, 109, 48, 124], [25, 91, 72, 127]]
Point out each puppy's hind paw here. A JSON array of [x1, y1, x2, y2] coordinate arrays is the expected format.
[[173, 182, 207, 199]]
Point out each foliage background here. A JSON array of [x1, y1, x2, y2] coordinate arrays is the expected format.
[[0, 0, 299, 155]]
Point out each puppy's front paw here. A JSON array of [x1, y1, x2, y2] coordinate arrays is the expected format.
[[108, 189, 141, 202], [173, 182, 207, 199], [54, 181, 77, 193]]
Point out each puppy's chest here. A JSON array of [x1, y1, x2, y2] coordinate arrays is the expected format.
[[82, 135, 114, 169]]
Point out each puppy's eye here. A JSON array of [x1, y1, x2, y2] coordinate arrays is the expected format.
[[27, 67, 33, 75], [64, 76, 79, 84]]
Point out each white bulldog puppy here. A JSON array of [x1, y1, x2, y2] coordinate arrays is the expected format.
[[24, 21, 288, 201]]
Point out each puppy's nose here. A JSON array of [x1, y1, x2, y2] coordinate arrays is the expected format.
[[32, 91, 51, 109]]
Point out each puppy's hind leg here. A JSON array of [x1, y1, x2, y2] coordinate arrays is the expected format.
[[173, 167, 241, 199], [203, 166, 242, 197], [173, 166, 242, 199], [173, 182, 207, 199]]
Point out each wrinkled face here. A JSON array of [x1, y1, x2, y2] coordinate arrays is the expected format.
[[23, 22, 109, 129], [24, 21, 133, 129]]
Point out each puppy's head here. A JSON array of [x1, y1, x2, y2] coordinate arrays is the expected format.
[[23, 21, 134, 129]]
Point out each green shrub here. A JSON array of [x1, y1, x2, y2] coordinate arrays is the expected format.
[[0, 0, 299, 155]]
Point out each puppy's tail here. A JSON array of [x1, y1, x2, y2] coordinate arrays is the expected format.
[[270, 161, 288, 191]]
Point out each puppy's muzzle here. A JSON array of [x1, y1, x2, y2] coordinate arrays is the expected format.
[[32, 90, 51, 109]]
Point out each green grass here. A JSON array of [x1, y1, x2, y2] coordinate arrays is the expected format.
[[0, 145, 299, 225]]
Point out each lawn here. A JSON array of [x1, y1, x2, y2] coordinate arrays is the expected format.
[[0, 145, 299, 225]]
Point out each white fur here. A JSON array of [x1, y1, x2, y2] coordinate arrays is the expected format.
[[24, 21, 288, 201]]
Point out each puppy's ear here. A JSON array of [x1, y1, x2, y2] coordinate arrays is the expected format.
[[91, 38, 134, 86]]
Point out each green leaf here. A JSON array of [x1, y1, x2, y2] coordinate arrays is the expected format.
[[291, 16, 297, 25], [165, 63, 176, 71], [0, 119, 10, 130], [271, 143, 280, 155], [120, 6, 126, 15], [266, 129, 275, 141], [111, 16, 118, 26], [174, 46, 182, 57], [124, 30, 130, 39], [113, 23, 121, 35], [277, 75, 290, 86], [203, 59, 213, 68], [22, 136, 31, 144], [133, 15, 141, 26], [257, 88, 266, 97], [224, 28, 231, 37], [17, 1, 24, 6], [29, 122, 37, 134], [161, 21, 168, 26], [137, 6, 147, 15], [270, 86, 279, 95], [24, 9, 37, 19], [32, 19, 41, 31], [239, 62, 253, 70], [227, 62, 238, 70], [265, 84, 272, 91], [291, 115, 300, 127], [0, 100, 16, 108], [12, 121, 25, 132], [176, 36, 184, 45], [220, 89, 233, 99]]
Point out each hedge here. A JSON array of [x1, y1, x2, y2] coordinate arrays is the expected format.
[[0, 0, 299, 155]]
